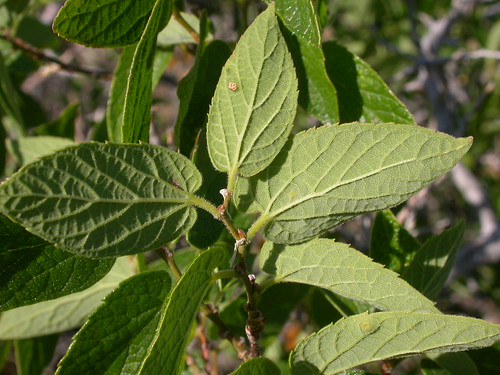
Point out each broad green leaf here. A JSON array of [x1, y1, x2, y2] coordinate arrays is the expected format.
[[121, 0, 173, 143], [14, 334, 58, 375], [0, 257, 134, 339], [107, 44, 172, 143], [465, 342, 500, 375], [55, 271, 170, 375], [237, 123, 472, 244], [275, 0, 338, 124], [421, 359, 452, 375], [157, 12, 210, 45], [260, 239, 438, 313], [138, 247, 224, 374], [107, 45, 135, 143], [52, 0, 156, 47], [0, 143, 202, 257], [370, 210, 420, 273], [35, 102, 78, 139], [402, 222, 465, 300], [7, 136, 73, 165], [207, 3, 298, 179], [323, 42, 415, 125], [291, 312, 500, 375], [230, 357, 281, 375], [0, 215, 114, 311], [176, 12, 231, 156]]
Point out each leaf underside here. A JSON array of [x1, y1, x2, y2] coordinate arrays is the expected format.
[[260, 239, 438, 313], [0, 143, 202, 257], [207, 3, 298, 177], [291, 312, 500, 375], [237, 123, 472, 244]]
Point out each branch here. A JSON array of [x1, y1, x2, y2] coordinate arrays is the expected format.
[[0, 30, 112, 79]]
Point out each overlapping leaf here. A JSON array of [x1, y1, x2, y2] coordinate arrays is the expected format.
[[0, 215, 114, 311], [275, 0, 338, 124], [230, 357, 281, 375], [52, 0, 156, 47], [121, 0, 173, 143], [291, 312, 500, 375], [138, 247, 225, 374], [236, 123, 472, 244], [260, 239, 438, 313], [0, 257, 134, 339], [0, 143, 202, 257], [55, 271, 171, 375], [323, 42, 415, 125], [402, 222, 464, 300], [207, 3, 298, 179]]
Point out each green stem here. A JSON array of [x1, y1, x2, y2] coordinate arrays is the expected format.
[[136, 253, 147, 273], [172, 8, 199, 43], [246, 213, 272, 241], [212, 270, 239, 281], [156, 247, 182, 280]]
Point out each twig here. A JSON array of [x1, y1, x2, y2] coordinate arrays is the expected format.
[[203, 304, 251, 361], [156, 247, 183, 279], [172, 8, 200, 43], [0, 30, 112, 79]]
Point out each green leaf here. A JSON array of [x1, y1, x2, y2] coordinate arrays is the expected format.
[[0, 52, 24, 134], [175, 12, 231, 155], [138, 247, 224, 374], [157, 11, 209, 45], [275, 0, 338, 124], [426, 352, 479, 375], [0, 257, 134, 339], [55, 271, 170, 375], [14, 334, 58, 375], [236, 123, 472, 244], [230, 357, 281, 375], [402, 222, 465, 300], [291, 312, 500, 375], [151, 46, 174, 89], [121, 0, 173, 143], [0, 341, 12, 371], [260, 239, 438, 313], [207, 3, 298, 179], [35, 102, 78, 139], [370, 210, 420, 273], [7, 136, 73, 165], [323, 42, 415, 125], [107, 45, 135, 143], [52, 0, 156, 47], [0, 143, 203, 257], [0, 215, 114, 311]]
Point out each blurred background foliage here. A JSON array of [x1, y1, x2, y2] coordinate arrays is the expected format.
[[0, 0, 499, 373]]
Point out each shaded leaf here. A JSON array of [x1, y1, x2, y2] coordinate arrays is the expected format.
[[35, 102, 78, 139], [55, 271, 170, 375], [0, 257, 134, 339], [426, 352, 479, 375], [260, 239, 438, 313], [323, 41, 415, 125], [121, 0, 174, 143], [291, 312, 500, 375], [275, 0, 338, 124], [229, 357, 281, 374], [138, 247, 225, 374], [207, 3, 298, 179], [0, 143, 202, 257], [175, 11, 230, 155], [107, 45, 135, 143], [52, 0, 156, 47], [7, 136, 73, 166], [14, 334, 58, 375], [237, 123, 472, 244], [370, 210, 420, 273], [157, 11, 210, 45], [402, 222, 465, 300]]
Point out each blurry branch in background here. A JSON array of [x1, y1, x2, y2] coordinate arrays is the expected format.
[[0, 30, 112, 79], [386, 0, 500, 279]]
